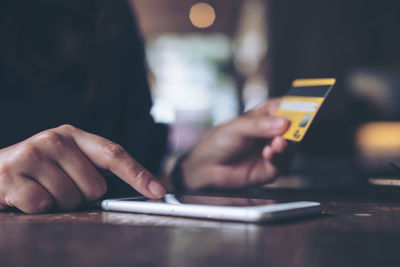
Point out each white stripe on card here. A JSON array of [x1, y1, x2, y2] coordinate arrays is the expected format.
[[279, 101, 319, 112]]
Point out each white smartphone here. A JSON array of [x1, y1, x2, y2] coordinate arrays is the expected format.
[[101, 194, 321, 223]]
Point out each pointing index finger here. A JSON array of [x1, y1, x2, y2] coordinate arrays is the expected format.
[[61, 125, 166, 198]]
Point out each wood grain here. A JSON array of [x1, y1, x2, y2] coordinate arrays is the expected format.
[[1, 187, 400, 267]]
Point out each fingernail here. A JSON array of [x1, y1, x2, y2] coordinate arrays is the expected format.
[[259, 117, 286, 129], [148, 180, 166, 197]]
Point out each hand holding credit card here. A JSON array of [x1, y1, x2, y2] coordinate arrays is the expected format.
[[275, 78, 335, 142]]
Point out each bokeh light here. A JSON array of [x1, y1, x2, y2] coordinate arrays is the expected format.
[[189, 3, 216, 29]]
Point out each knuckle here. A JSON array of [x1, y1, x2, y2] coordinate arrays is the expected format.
[[131, 168, 150, 187], [132, 166, 146, 179], [57, 124, 77, 133], [102, 143, 126, 161], [15, 144, 41, 162], [35, 131, 64, 147]]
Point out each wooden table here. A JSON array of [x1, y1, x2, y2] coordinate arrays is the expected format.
[[1, 186, 400, 267]]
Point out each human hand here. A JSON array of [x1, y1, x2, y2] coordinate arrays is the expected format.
[[0, 125, 166, 213], [181, 98, 291, 190]]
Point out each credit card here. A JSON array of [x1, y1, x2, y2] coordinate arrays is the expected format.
[[274, 78, 335, 142]]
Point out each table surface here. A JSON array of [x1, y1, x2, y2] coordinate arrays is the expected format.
[[1, 186, 400, 267]]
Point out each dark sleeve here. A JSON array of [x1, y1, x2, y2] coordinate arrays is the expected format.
[[108, 0, 168, 175], [96, 0, 168, 196], [0, 0, 167, 197]]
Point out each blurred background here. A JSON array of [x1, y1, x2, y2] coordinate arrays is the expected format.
[[130, 0, 400, 187]]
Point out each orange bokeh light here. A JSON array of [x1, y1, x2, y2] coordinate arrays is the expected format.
[[189, 3, 216, 29]]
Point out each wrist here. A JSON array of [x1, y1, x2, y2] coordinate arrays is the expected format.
[[163, 151, 211, 193], [180, 152, 214, 191], [169, 153, 189, 194]]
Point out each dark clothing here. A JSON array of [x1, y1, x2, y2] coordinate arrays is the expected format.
[[0, 0, 167, 195]]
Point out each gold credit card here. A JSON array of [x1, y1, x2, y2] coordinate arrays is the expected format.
[[275, 78, 335, 142]]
